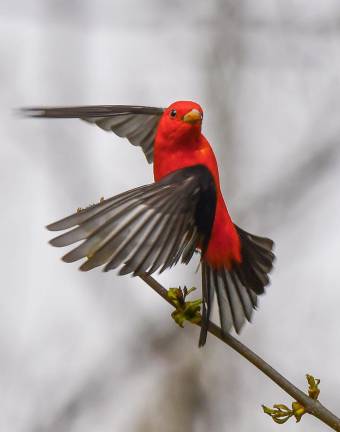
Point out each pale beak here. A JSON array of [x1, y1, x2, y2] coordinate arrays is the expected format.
[[182, 109, 202, 125]]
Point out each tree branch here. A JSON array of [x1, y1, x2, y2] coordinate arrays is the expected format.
[[139, 273, 340, 431]]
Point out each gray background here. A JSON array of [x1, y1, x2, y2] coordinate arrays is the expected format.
[[1, 1, 340, 431]]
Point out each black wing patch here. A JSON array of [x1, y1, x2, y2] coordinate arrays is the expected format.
[[21, 105, 164, 163], [47, 165, 217, 276], [199, 228, 274, 347]]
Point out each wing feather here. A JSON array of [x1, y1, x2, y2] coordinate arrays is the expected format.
[[21, 105, 164, 163], [47, 165, 216, 277], [121, 197, 176, 274]]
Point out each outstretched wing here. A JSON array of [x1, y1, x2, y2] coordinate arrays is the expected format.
[[21, 105, 164, 163], [47, 165, 216, 276], [199, 228, 275, 346]]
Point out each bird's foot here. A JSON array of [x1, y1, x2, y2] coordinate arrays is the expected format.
[[167, 286, 201, 328]]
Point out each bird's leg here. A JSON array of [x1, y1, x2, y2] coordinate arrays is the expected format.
[[167, 286, 202, 327]]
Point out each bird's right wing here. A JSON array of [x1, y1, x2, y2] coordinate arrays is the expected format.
[[21, 105, 165, 163], [47, 165, 216, 276]]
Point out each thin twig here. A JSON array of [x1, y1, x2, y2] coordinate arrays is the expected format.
[[139, 273, 340, 431]]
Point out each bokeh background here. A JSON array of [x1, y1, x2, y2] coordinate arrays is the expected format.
[[2, 1, 340, 431]]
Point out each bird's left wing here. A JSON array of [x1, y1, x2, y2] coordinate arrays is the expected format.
[[21, 105, 164, 163], [47, 165, 216, 276]]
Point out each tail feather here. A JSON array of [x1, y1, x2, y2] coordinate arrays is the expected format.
[[199, 226, 275, 346], [199, 263, 214, 346]]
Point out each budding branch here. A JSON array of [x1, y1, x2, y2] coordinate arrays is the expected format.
[[139, 273, 340, 432]]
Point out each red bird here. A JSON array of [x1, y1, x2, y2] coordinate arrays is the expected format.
[[23, 101, 274, 345]]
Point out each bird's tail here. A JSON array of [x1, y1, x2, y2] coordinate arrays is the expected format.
[[199, 226, 275, 346]]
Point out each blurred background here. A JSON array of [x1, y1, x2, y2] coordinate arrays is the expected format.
[[1, 1, 340, 431]]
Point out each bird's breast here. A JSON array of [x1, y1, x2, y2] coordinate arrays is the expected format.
[[153, 135, 219, 184], [153, 133, 241, 268]]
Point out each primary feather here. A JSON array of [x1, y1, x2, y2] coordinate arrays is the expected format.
[[47, 165, 216, 276], [20, 105, 164, 163]]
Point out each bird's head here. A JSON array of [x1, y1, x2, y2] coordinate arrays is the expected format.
[[160, 101, 203, 142]]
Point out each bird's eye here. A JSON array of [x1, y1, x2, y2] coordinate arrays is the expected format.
[[169, 109, 177, 118]]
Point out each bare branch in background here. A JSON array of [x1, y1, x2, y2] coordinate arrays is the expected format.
[[238, 136, 340, 228], [204, 1, 245, 189]]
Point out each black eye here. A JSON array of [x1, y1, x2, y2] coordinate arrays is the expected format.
[[169, 109, 177, 118]]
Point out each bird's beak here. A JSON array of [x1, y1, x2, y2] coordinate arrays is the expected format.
[[182, 109, 202, 125]]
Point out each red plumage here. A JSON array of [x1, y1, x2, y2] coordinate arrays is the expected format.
[[154, 101, 241, 270], [22, 100, 275, 345]]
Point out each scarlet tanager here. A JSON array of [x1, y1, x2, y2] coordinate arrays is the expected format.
[[22, 101, 275, 346]]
